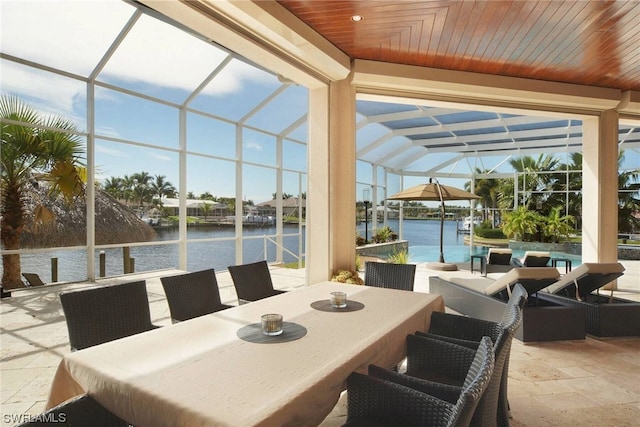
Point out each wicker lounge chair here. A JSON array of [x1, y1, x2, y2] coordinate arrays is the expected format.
[[22, 273, 45, 287], [541, 262, 639, 337], [511, 250, 551, 267], [364, 262, 416, 291], [344, 336, 494, 427], [60, 280, 159, 351], [443, 267, 559, 298], [228, 260, 286, 304], [17, 394, 130, 427], [429, 268, 585, 342], [484, 248, 513, 275], [412, 284, 527, 427], [161, 269, 233, 322]]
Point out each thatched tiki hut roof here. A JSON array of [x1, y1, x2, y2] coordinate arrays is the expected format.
[[20, 184, 156, 248]]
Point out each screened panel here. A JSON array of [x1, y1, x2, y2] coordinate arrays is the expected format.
[[187, 112, 236, 160], [95, 87, 178, 148], [98, 14, 229, 104], [1, 1, 133, 77]]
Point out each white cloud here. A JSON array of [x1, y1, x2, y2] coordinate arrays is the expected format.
[[244, 140, 263, 151], [95, 143, 128, 158], [150, 152, 173, 162], [1, 0, 276, 107]]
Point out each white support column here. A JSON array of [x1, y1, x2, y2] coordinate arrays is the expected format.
[[581, 110, 619, 270], [306, 79, 356, 284]]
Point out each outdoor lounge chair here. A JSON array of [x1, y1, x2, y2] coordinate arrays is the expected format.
[[541, 262, 640, 337], [60, 280, 160, 351], [22, 273, 45, 287], [429, 268, 585, 342], [364, 261, 416, 291], [228, 260, 286, 304], [443, 266, 559, 299], [344, 336, 494, 427], [160, 269, 233, 322], [17, 394, 130, 427], [510, 250, 551, 267], [484, 248, 513, 275], [414, 284, 527, 427]]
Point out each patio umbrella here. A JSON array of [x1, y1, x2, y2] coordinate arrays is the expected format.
[[388, 178, 481, 270]]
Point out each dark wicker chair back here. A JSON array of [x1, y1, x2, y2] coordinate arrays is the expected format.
[[16, 394, 130, 427], [415, 284, 527, 427], [364, 262, 416, 291], [160, 269, 232, 322], [486, 249, 512, 266], [345, 336, 494, 427], [228, 260, 286, 303], [22, 273, 45, 287], [60, 280, 158, 351]]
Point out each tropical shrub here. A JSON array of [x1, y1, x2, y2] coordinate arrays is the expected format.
[[387, 249, 410, 264], [331, 269, 364, 285], [543, 206, 575, 243], [501, 206, 545, 242], [372, 226, 397, 243]]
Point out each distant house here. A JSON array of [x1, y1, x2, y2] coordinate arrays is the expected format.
[[257, 197, 306, 218], [160, 198, 229, 218]]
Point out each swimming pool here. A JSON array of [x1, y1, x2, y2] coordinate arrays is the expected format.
[[408, 245, 582, 266]]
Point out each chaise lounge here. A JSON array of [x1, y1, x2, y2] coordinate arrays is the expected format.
[[429, 267, 586, 342], [541, 262, 640, 337], [510, 250, 551, 267]]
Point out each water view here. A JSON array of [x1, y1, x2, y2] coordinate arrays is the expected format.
[[12, 218, 582, 284]]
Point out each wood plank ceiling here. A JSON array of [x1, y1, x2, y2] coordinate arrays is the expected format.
[[278, 0, 640, 92], [276, 1, 640, 175]]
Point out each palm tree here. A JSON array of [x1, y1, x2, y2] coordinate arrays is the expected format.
[[150, 175, 176, 204], [131, 171, 152, 209], [506, 154, 560, 213], [1, 95, 85, 289], [103, 176, 125, 200], [465, 168, 501, 226]]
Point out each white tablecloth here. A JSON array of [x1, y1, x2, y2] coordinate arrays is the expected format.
[[47, 282, 444, 427]]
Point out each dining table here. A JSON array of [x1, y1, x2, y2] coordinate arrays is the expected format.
[[47, 281, 445, 427]]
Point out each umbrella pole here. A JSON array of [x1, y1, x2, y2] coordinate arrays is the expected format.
[[439, 200, 445, 263], [432, 178, 446, 263]]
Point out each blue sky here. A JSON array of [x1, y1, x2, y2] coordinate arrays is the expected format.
[[2, 0, 638, 207]]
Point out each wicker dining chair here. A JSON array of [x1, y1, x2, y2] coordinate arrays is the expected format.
[[344, 336, 495, 427], [228, 260, 286, 304], [364, 262, 417, 291], [17, 394, 130, 427], [413, 284, 528, 427], [160, 269, 233, 322], [60, 280, 159, 351]]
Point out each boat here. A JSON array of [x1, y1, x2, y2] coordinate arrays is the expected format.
[[461, 216, 480, 232]]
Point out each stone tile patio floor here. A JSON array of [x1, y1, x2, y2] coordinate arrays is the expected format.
[[1, 261, 639, 426]]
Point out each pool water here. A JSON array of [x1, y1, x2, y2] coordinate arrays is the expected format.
[[409, 245, 582, 266]]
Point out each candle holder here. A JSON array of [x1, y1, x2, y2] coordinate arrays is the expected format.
[[261, 314, 283, 336]]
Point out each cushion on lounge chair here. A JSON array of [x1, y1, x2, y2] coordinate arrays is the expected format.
[[446, 267, 560, 297], [544, 262, 625, 298], [512, 251, 551, 267]]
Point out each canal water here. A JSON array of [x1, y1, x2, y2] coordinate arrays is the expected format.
[[7, 219, 581, 284]]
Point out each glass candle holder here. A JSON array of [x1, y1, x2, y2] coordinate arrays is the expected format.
[[330, 291, 347, 308], [261, 313, 283, 336]]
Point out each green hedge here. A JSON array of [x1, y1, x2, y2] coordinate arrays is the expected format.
[[475, 227, 506, 239]]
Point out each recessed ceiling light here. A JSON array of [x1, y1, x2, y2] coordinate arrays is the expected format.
[[351, 15, 363, 22]]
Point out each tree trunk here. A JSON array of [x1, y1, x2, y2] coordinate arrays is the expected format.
[[1, 183, 26, 290]]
